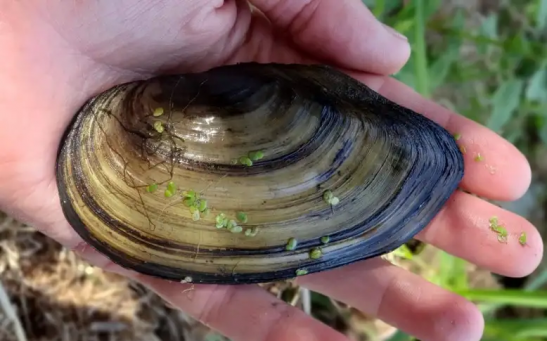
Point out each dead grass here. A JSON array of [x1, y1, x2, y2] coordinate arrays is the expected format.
[[0, 211, 227, 341]]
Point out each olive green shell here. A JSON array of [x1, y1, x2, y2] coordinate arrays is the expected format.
[[55, 63, 464, 284]]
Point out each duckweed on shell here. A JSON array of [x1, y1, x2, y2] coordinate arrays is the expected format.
[[286, 237, 298, 251], [153, 120, 164, 133], [153, 107, 164, 117], [236, 211, 248, 223], [248, 150, 264, 161], [229, 225, 243, 233], [146, 183, 158, 193], [309, 248, 322, 259], [244, 227, 259, 237], [239, 156, 253, 166], [296, 269, 308, 276]]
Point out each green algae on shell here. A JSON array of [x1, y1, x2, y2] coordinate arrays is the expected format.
[[55, 62, 464, 284]]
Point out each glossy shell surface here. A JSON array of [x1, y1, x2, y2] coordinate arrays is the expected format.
[[56, 63, 464, 284]]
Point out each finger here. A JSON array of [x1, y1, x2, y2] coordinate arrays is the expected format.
[[349, 73, 532, 202], [417, 190, 543, 277], [139, 276, 350, 341], [297, 258, 485, 341], [70, 242, 350, 341], [250, 0, 410, 75]]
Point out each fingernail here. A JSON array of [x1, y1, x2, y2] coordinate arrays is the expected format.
[[382, 23, 408, 41]]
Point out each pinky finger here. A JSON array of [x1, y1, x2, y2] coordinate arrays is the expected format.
[[74, 245, 350, 341], [137, 276, 349, 341]]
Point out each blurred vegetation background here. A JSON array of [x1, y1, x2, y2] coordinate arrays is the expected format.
[[1, 0, 546, 340], [362, 1, 547, 340]]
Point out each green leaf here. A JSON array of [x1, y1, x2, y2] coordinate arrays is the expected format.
[[486, 79, 525, 133], [485, 318, 547, 340], [392, 18, 414, 37], [394, 57, 415, 87], [454, 289, 547, 308], [391, 244, 414, 260], [386, 330, 415, 341], [480, 13, 498, 38], [451, 7, 466, 30], [538, 0, 547, 30], [429, 44, 459, 90], [413, 0, 429, 97], [504, 34, 531, 55], [371, 0, 385, 18], [438, 252, 468, 291], [525, 268, 547, 290], [478, 13, 498, 55], [423, 0, 442, 18], [526, 67, 547, 103]]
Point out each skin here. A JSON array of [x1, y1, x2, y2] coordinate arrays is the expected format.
[[0, 1, 543, 340]]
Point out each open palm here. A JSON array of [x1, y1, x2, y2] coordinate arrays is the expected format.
[[0, 1, 542, 341]]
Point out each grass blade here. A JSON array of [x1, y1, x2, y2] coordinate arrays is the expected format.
[[413, 0, 429, 97], [485, 318, 547, 340], [454, 289, 547, 308], [538, 0, 547, 30]]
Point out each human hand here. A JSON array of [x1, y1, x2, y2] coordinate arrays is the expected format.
[[0, 1, 542, 341]]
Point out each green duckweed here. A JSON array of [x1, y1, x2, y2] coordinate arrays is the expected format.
[[248, 150, 264, 161], [322, 190, 340, 206], [309, 248, 322, 259], [153, 121, 164, 133], [239, 156, 253, 166], [295, 269, 308, 276], [244, 227, 259, 237], [153, 107, 164, 117], [286, 237, 298, 251], [146, 183, 158, 193], [236, 211, 248, 223]]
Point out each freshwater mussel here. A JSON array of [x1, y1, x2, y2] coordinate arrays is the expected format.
[[56, 63, 464, 284]]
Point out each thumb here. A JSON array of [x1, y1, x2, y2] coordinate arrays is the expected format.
[[250, 0, 411, 75]]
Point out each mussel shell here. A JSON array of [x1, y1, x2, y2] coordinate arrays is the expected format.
[[56, 63, 464, 284]]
